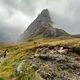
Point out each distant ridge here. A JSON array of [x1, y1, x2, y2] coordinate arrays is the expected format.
[[71, 34, 80, 38], [21, 9, 70, 41]]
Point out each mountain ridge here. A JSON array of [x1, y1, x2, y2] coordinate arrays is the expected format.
[[21, 9, 70, 41]]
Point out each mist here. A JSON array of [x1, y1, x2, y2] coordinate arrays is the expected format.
[[0, 0, 80, 42]]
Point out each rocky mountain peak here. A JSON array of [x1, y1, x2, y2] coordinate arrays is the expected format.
[[37, 9, 52, 24], [25, 9, 52, 31], [21, 9, 69, 41]]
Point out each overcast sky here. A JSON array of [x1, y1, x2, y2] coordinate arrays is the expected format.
[[0, 0, 80, 41]]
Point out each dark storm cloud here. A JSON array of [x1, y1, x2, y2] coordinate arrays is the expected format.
[[0, 0, 80, 42]]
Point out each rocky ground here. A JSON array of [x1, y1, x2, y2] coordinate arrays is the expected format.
[[0, 39, 80, 80], [26, 45, 80, 80]]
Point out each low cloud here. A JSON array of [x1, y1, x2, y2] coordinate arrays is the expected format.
[[0, 0, 80, 42]]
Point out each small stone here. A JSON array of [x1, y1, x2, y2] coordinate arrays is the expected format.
[[31, 63, 38, 70], [34, 54, 39, 58], [60, 47, 64, 50]]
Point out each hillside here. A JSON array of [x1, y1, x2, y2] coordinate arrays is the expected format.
[[0, 37, 80, 80], [21, 9, 69, 41], [72, 34, 80, 38], [0, 9, 80, 80]]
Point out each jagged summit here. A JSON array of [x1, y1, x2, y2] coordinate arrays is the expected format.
[[21, 9, 69, 40], [36, 9, 52, 24], [24, 9, 52, 32]]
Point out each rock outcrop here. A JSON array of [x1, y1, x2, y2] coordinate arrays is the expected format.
[[27, 45, 80, 80], [21, 9, 69, 41]]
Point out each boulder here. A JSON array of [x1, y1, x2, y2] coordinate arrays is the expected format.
[[39, 54, 50, 60]]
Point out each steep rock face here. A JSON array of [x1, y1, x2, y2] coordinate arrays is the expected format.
[[21, 9, 69, 40]]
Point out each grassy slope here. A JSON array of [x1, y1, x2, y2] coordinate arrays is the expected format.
[[0, 37, 80, 80]]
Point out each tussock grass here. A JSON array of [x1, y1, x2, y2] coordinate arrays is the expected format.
[[0, 37, 80, 79]]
